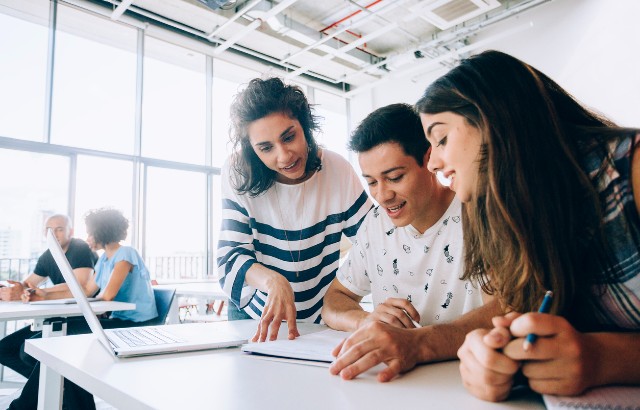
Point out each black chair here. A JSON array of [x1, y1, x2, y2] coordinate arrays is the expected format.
[[148, 287, 176, 326]]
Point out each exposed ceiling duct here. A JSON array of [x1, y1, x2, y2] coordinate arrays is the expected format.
[[195, 0, 238, 10], [77, 0, 554, 90]]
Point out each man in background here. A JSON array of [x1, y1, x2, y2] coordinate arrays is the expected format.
[[0, 214, 97, 378]]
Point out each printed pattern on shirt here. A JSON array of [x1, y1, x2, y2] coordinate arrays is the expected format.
[[338, 197, 483, 325]]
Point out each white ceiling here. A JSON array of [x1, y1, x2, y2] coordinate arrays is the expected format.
[[91, 0, 553, 90]]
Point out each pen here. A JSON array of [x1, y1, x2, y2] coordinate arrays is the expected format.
[[403, 309, 422, 328], [523, 290, 553, 352]]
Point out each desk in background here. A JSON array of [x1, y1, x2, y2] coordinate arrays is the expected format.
[[153, 282, 227, 324], [26, 321, 544, 410]]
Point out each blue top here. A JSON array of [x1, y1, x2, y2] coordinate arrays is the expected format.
[[95, 246, 158, 322]]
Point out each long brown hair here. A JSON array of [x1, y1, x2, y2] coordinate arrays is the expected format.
[[416, 50, 635, 326]]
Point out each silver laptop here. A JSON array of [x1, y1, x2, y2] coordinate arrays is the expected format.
[[46, 228, 247, 357]]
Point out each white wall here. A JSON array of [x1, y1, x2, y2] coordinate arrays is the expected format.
[[353, 0, 640, 128]]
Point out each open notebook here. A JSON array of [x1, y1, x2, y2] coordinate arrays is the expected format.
[[241, 329, 350, 364], [46, 228, 247, 358], [543, 386, 640, 410]]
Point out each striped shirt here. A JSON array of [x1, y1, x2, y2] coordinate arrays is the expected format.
[[217, 149, 372, 322], [583, 132, 640, 329]]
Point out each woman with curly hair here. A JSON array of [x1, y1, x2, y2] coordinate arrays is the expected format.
[[84, 208, 157, 322], [217, 77, 371, 342]]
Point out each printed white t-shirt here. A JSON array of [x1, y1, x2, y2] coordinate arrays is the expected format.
[[337, 196, 483, 325]]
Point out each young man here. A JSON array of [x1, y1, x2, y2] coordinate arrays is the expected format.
[[322, 104, 501, 382], [0, 214, 97, 378]]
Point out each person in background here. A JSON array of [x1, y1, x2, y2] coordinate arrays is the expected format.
[[217, 77, 372, 342], [416, 49, 640, 401], [323, 103, 498, 382], [0, 214, 97, 379], [9, 208, 158, 410]]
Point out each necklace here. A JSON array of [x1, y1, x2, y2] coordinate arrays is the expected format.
[[275, 181, 306, 278]]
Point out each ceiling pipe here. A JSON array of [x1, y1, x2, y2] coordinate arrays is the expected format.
[[340, 0, 550, 84], [66, 0, 340, 84], [285, 22, 397, 79], [213, 0, 300, 56], [280, 0, 411, 65], [110, 0, 133, 20], [344, 0, 419, 43], [205, 0, 263, 39], [320, 0, 382, 32], [344, 21, 535, 98]]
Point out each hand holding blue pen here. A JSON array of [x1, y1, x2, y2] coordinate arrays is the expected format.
[[523, 290, 553, 352]]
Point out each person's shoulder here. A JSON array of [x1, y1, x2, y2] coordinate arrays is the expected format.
[[113, 246, 140, 262], [69, 238, 91, 251], [37, 248, 53, 262]]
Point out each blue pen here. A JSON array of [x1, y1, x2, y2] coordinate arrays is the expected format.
[[523, 290, 553, 352]]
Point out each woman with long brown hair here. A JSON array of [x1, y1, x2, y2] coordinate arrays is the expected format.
[[416, 50, 640, 401]]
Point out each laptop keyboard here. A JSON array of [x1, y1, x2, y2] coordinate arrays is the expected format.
[[113, 327, 184, 347]]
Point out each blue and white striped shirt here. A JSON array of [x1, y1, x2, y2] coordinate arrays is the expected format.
[[217, 149, 372, 322]]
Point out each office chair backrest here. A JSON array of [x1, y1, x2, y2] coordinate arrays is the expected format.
[[149, 287, 176, 326]]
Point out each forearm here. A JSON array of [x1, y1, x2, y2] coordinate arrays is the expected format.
[[417, 299, 502, 362], [322, 291, 368, 332], [245, 263, 286, 293], [587, 332, 640, 387], [39, 284, 73, 300]]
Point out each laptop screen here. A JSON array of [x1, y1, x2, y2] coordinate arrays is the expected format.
[[46, 228, 116, 351]]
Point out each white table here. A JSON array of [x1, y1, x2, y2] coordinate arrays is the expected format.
[[154, 282, 227, 324], [0, 301, 135, 398], [26, 321, 545, 410]]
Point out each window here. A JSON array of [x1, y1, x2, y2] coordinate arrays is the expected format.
[[211, 174, 222, 249], [313, 89, 350, 161], [0, 149, 68, 279], [142, 37, 206, 164], [211, 60, 259, 168], [50, 5, 137, 154], [0, 2, 49, 141], [73, 155, 134, 244], [144, 167, 207, 279]]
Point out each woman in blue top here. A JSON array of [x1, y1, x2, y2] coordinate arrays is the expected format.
[[85, 208, 157, 322], [8, 208, 157, 410]]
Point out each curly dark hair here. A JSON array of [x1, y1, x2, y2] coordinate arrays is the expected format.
[[229, 77, 322, 197], [84, 208, 129, 246]]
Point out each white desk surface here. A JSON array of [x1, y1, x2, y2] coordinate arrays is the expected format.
[[0, 300, 136, 321], [154, 282, 226, 299], [26, 321, 544, 410]]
